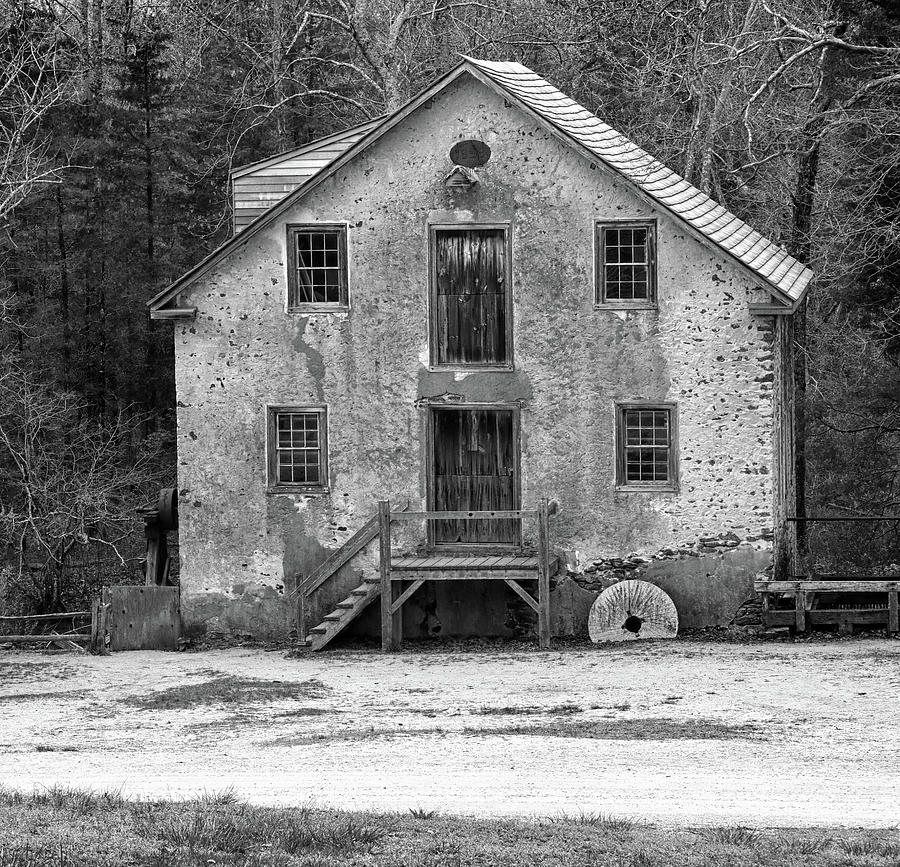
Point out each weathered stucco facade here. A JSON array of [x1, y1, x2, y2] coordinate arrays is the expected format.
[[167, 71, 782, 641]]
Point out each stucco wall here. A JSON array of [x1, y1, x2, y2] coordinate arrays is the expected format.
[[171, 73, 775, 640]]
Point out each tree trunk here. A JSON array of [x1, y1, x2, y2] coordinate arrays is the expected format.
[[55, 187, 71, 389]]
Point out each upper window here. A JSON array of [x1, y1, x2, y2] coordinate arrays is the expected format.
[[597, 221, 656, 306], [616, 403, 677, 490], [287, 224, 348, 311], [431, 226, 511, 367], [267, 406, 328, 493]]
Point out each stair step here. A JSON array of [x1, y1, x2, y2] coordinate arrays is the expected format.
[[308, 583, 381, 652]]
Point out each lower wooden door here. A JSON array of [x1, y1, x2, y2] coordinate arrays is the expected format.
[[430, 406, 519, 546]]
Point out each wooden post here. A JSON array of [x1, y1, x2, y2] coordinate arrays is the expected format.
[[145, 523, 160, 585], [89, 597, 101, 653], [888, 591, 898, 636], [296, 587, 307, 645], [760, 591, 770, 629], [537, 497, 551, 650], [91, 594, 111, 656], [378, 500, 394, 652], [795, 589, 807, 634]]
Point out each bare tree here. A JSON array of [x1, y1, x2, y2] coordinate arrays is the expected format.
[[0, 7, 74, 227]]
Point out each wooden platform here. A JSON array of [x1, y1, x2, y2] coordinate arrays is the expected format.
[[391, 554, 544, 579], [379, 500, 555, 651]]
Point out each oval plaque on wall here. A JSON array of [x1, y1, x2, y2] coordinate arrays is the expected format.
[[449, 139, 491, 168]]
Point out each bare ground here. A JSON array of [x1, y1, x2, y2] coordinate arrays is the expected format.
[[1, 639, 898, 827]]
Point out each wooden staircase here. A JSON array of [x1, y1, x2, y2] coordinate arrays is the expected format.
[[293, 506, 407, 652], [301, 576, 381, 651]]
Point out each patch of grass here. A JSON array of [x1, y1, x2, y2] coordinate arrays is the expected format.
[[33, 745, 79, 753], [473, 703, 582, 716], [0, 788, 898, 867], [697, 825, 762, 846], [788, 835, 833, 855], [0, 690, 87, 703], [279, 816, 387, 853], [124, 675, 332, 710], [0, 661, 73, 684], [550, 812, 635, 833], [837, 837, 900, 857], [464, 717, 766, 741], [17, 785, 126, 814], [274, 707, 337, 718]]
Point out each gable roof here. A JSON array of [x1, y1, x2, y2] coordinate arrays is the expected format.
[[231, 119, 382, 232], [149, 58, 812, 312]]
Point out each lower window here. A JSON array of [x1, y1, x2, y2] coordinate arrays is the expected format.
[[267, 406, 328, 492], [616, 403, 677, 490]]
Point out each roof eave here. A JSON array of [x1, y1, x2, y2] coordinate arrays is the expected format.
[[230, 118, 385, 180]]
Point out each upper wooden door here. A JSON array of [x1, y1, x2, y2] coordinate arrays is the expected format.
[[431, 406, 519, 546], [432, 227, 510, 367]]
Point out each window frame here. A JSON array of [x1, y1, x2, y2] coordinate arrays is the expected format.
[[266, 405, 329, 494], [285, 223, 349, 313], [615, 402, 678, 492], [595, 220, 657, 309], [428, 222, 514, 371]]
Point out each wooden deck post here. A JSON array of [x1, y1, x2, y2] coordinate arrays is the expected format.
[[795, 589, 807, 634], [537, 497, 551, 649], [378, 500, 394, 652], [296, 589, 307, 645], [888, 591, 898, 636]]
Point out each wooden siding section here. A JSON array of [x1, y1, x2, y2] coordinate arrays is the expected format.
[[463, 57, 813, 303], [231, 120, 379, 232]]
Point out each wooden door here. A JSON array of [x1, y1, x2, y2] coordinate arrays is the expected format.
[[431, 407, 519, 545]]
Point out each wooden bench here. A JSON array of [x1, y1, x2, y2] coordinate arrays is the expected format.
[[755, 576, 900, 635]]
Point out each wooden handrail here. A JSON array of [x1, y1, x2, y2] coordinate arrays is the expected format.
[[292, 501, 411, 599], [390, 509, 537, 521]]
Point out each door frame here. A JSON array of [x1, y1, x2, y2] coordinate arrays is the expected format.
[[425, 401, 522, 551]]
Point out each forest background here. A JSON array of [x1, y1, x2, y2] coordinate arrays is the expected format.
[[0, 0, 898, 615]]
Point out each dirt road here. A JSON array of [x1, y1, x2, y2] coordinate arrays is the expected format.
[[1, 640, 898, 827]]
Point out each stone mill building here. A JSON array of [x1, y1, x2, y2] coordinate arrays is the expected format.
[[148, 57, 812, 647]]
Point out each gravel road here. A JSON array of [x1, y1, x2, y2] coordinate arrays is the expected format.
[[1, 640, 897, 827]]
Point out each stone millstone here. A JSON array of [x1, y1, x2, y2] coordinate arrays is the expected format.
[[588, 579, 678, 643]]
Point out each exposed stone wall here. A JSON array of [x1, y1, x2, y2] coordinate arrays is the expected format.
[[171, 72, 777, 640]]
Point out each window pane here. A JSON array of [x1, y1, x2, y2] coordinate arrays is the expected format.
[[274, 412, 323, 486], [290, 229, 344, 307], [622, 408, 671, 484], [603, 225, 652, 302]]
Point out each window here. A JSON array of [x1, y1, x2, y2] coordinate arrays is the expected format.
[[431, 226, 511, 367], [597, 221, 656, 305], [616, 403, 677, 490], [287, 225, 348, 310], [267, 407, 328, 492]]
